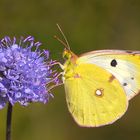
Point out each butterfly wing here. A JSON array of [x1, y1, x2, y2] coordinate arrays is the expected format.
[[64, 63, 128, 127], [77, 50, 140, 100]]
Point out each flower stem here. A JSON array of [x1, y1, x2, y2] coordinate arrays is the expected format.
[[6, 103, 13, 140]]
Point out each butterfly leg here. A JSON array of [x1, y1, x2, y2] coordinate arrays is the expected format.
[[47, 72, 64, 92], [50, 61, 64, 70]]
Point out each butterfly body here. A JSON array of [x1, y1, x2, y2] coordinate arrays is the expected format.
[[55, 24, 140, 127], [62, 49, 140, 127]]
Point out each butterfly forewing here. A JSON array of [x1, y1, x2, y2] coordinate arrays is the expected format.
[[77, 50, 140, 100]]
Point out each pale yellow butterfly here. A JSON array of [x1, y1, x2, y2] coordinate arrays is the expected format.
[[55, 24, 140, 127]]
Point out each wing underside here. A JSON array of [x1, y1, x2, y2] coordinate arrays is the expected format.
[[64, 63, 128, 127], [78, 50, 140, 100]]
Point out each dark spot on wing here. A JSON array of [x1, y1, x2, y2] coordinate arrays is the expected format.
[[126, 51, 133, 54], [123, 83, 127, 86], [126, 51, 137, 55], [131, 77, 134, 80], [109, 75, 115, 83], [110, 59, 117, 67], [132, 53, 136, 56]]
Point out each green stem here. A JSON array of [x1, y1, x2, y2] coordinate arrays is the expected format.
[[6, 103, 13, 140]]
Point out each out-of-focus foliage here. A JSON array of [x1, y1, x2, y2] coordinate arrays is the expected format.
[[0, 0, 140, 140]]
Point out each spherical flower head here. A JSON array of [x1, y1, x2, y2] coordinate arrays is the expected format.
[[0, 36, 58, 109]]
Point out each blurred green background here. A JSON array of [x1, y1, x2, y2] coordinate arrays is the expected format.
[[0, 0, 140, 140]]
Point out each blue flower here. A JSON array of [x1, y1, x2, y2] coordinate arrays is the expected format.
[[0, 36, 58, 109]]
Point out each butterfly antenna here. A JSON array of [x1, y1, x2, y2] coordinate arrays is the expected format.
[[54, 35, 69, 49], [55, 23, 71, 50]]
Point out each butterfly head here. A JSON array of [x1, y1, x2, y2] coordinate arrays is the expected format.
[[63, 48, 72, 59], [63, 48, 78, 63]]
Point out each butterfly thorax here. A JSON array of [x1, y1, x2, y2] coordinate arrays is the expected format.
[[63, 50, 79, 80]]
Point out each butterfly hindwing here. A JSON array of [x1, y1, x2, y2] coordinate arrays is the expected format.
[[64, 63, 128, 127]]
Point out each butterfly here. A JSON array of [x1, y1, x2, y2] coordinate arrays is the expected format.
[[55, 24, 140, 127]]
